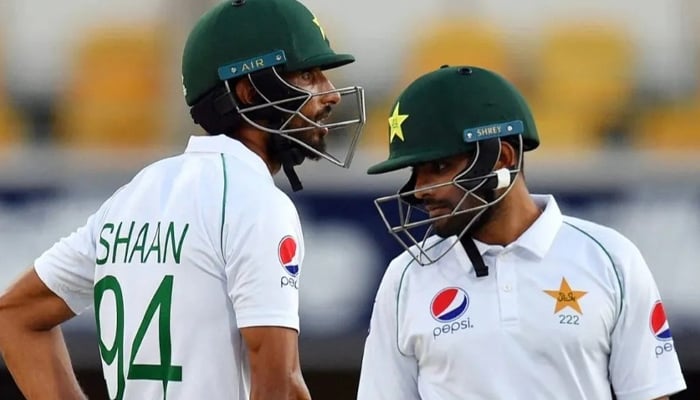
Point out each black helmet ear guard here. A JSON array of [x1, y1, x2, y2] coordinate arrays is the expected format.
[[189, 84, 243, 135]]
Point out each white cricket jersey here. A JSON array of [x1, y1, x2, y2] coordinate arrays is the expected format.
[[358, 195, 686, 400], [34, 134, 305, 400]]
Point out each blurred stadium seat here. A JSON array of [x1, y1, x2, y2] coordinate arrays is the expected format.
[[633, 102, 700, 150], [399, 17, 515, 86], [53, 25, 169, 148], [529, 21, 635, 150], [0, 99, 25, 146], [529, 103, 602, 152], [0, 42, 26, 146], [359, 101, 391, 152]]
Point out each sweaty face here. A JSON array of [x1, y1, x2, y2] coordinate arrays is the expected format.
[[282, 68, 340, 160], [412, 154, 494, 238]]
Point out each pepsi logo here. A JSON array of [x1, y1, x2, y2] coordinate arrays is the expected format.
[[431, 287, 469, 323], [278, 236, 299, 277], [650, 301, 672, 341]]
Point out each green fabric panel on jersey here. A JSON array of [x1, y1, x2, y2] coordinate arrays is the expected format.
[[563, 221, 624, 319], [182, 0, 354, 105], [220, 153, 228, 261], [367, 66, 540, 174], [395, 258, 419, 358]]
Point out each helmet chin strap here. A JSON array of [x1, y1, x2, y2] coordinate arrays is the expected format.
[[461, 232, 490, 277], [460, 188, 499, 278], [268, 134, 306, 192]]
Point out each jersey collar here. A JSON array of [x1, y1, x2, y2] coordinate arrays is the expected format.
[[184, 134, 272, 178], [472, 194, 563, 260], [512, 194, 563, 258]]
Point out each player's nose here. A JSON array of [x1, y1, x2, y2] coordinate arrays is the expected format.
[[318, 72, 341, 106], [413, 172, 436, 200]]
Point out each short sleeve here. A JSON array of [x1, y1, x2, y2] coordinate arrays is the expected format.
[[357, 260, 420, 400], [224, 192, 303, 331], [609, 242, 686, 400], [33, 196, 116, 315]]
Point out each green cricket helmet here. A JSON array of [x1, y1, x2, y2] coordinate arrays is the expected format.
[[369, 66, 539, 267], [182, 0, 366, 189]]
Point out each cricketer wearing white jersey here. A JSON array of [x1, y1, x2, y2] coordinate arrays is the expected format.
[[358, 66, 685, 400], [34, 135, 304, 399], [359, 195, 686, 400], [0, 1, 365, 399]]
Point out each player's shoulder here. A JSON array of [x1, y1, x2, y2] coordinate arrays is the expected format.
[[254, 185, 297, 216], [132, 153, 183, 176], [232, 172, 295, 214], [120, 153, 207, 193], [217, 153, 288, 199], [166, 147, 291, 216], [561, 215, 641, 260], [102, 154, 183, 198]]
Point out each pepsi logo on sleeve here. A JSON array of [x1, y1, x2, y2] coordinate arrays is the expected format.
[[650, 301, 672, 341], [278, 235, 299, 277]]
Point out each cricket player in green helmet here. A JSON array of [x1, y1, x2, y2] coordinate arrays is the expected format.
[[357, 66, 685, 400], [369, 65, 539, 269], [184, 0, 366, 190]]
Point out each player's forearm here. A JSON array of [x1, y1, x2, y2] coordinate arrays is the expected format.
[[0, 327, 87, 400], [249, 366, 311, 400], [249, 384, 290, 400]]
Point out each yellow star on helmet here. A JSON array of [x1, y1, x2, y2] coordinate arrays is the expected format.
[[388, 102, 409, 142], [312, 16, 326, 40]]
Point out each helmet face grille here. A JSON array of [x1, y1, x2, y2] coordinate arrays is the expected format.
[[234, 66, 366, 168], [373, 137, 524, 266]]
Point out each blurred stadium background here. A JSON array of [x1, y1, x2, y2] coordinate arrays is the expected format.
[[1, 0, 700, 398]]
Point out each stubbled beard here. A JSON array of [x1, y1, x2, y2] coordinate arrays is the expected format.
[[432, 190, 498, 238], [434, 211, 477, 238], [290, 129, 327, 161], [287, 106, 331, 161]]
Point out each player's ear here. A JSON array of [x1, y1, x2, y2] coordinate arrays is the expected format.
[[234, 79, 256, 106], [497, 140, 518, 170]]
